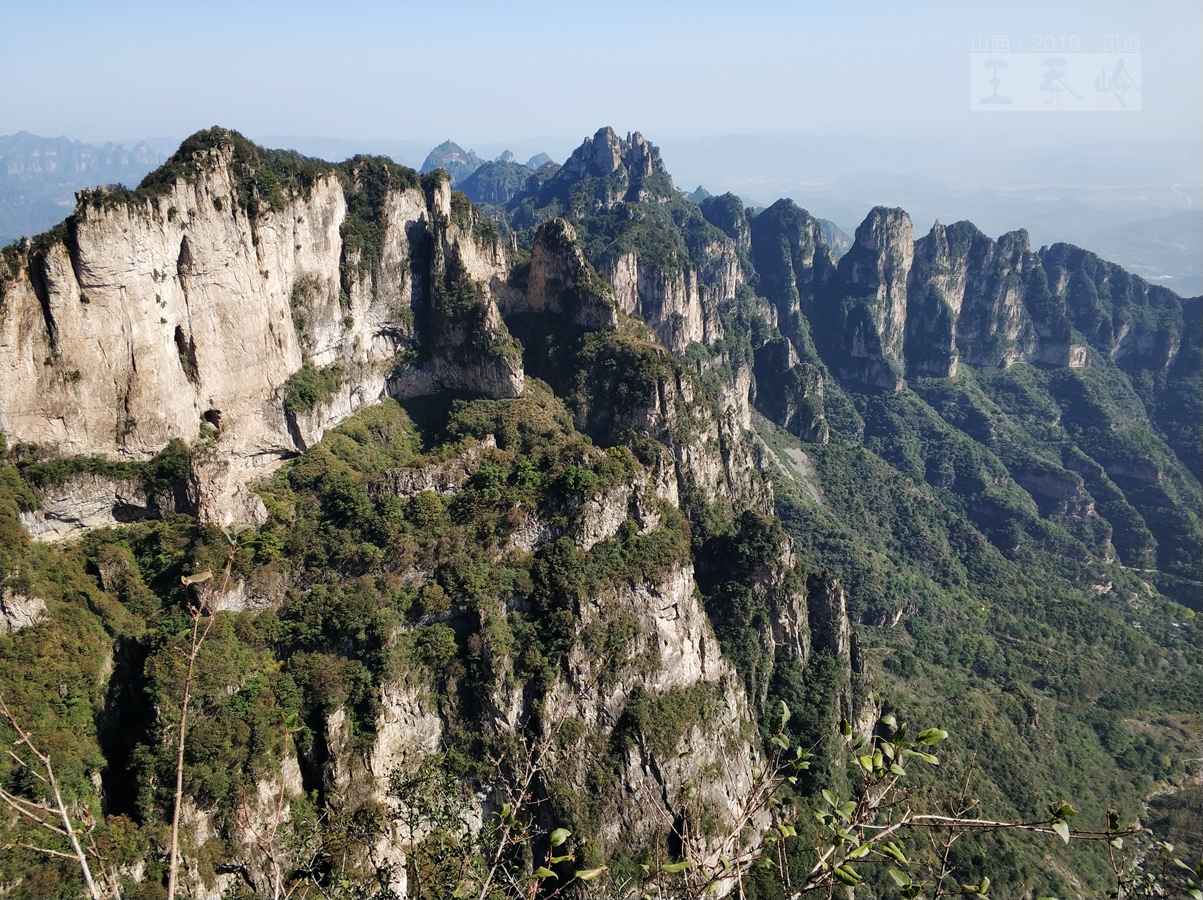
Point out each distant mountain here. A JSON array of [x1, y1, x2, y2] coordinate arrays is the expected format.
[[420, 139, 483, 184], [1081, 210, 1203, 297], [457, 156, 535, 206], [816, 218, 853, 257], [1, 131, 169, 245]]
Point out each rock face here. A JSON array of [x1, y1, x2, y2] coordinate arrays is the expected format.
[[503, 218, 617, 330], [0, 589, 48, 635], [603, 251, 709, 353], [546, 561, 765, 863], [266, 444, 768, 892], [1, 131, 522, 528], [822, 207, 914, 391], [18, 472, 163, 540]]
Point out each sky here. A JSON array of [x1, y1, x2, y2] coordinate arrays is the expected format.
[[2, 0, 1200, 153], [3, 0, 1201, 290]]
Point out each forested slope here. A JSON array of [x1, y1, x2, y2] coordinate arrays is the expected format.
[[1, 127, 1199, 899]]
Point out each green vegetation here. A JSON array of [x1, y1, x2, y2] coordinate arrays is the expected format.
[[1, 126, 1199, 900], [129, 128, 335, 218], [338, 155, 421, 284], [282, 361, 344, 414]]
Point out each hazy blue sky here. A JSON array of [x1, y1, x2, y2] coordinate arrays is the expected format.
[[2, 1, 1199, 151]]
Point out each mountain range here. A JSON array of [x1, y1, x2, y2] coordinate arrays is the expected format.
[[0, 126, 1198, 900]]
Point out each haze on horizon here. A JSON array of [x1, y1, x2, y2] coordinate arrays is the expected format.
[[3, 1, 1200, 149], [3, 0, 1201, 293]]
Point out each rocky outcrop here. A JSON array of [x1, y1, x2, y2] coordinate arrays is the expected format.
[[301, 482, 764, 891], [700, 194, 753, 263], [542, 127, 676, 210], [502, 218, 617, 330], [0, 589, 48, 635], [18, 472, 163, 539], [591, 352, 770, 516], [910, 222, 1039, 371], [604, 252, 708, 353], [1, 133, 522, 529], [821, 207, 913, 390], [544, 560, 768, 866], [1041, 242, 1186, 371]]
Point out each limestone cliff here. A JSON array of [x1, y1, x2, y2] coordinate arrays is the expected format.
[[820, 207, 914, 390], [0, 130, 521, 528], [500, 218, 617, 330], [602, 251, 710, 353]]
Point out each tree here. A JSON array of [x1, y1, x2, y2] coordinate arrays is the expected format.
[[0, 698, 106, 900], [167, 524, 251, 900]]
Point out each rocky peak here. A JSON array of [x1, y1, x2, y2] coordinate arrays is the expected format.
[[818, 207, 914, 389], [545, 126, 676, 209], [505, 218, 617, 330], [561, 126, 625, 178], [700, 193, 752, 255], [420, 140, 483, 185]]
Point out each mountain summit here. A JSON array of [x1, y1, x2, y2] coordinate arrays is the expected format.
[[419, 138, 483, 184]]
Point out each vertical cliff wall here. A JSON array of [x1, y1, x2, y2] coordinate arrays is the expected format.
[[1, 131, 522, 527]]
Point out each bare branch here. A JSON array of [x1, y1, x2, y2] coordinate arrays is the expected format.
[[0, 697, 103, 900]]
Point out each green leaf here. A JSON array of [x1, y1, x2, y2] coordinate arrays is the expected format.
[[890, 868, 910, 887], [574, 867, 607, 882], [837, 800, 856, 821], [840, 718, 852, 736], [881, 714, 898, 728], [917, 728, 948, 745], [181, 571, 214, 585], [532, 867, 556, 880], [915, 751, 939, 765], [780, 700, 791, 727], [883, 841, 909, 864], [661, 861, 691, 874], [890, 763, 906, 776], [549, 827, 571, 847], [834, 864, 862, 885], [1052, 818, 1070, 844], [822, 789, 838, 808], [848, 841, 874, 858], [981, 875, 990, 893], [550, 854, 573, 864]]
